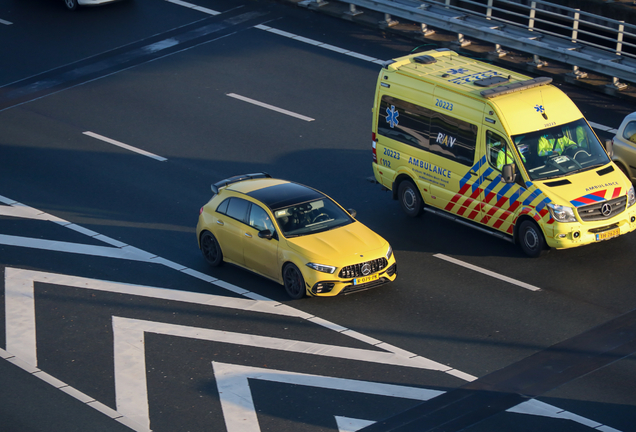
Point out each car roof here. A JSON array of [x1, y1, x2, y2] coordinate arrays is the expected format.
[[232, 181, 325, 210]]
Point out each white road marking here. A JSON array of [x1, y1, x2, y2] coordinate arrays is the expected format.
[[0, 195, 620, 431], [434, 254, 542, 291], [112, 317, 449, 428], [588, 121, 618, 135], [213, 362, 442, 432], [335, 416, 375, 432], [83, 131, 167, 162], [164, 0, 220, 15], [0, 347, 150, 432], [226, 93, 315, 121], [0, 18, 12, 25], [253, 24, 385, 65]]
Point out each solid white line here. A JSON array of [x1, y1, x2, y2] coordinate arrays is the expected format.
[[0, 234, 155, 261], [227, 93, 315, 121], [589, 121, 618, 135], [83, 131, 167, 161], [0, 347, 150, 432], [0, 18, 12, 25], [433, 254, 541, 292]]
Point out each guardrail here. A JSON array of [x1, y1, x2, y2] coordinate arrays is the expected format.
[[301, 0, 636, 89]]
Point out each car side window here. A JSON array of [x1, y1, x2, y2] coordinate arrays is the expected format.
[[224, 198, 249, 223], [624, 121, 636, 143], [248, 204, 275, 233], [216, 198, 230, 215]]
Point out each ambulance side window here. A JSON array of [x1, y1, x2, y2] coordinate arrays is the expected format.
[[486, 131, 523, 181], [429, 111, 477, 166], [486, 131, 508, 171], [378, 95, 432, 149], [377, 95, 477, 166]]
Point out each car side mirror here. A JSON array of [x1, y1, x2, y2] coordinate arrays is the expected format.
[[502, 163, 515, 183], [347, 208, 357, 218], [258, 229, 273, 240], [604, 139, 614, 158]]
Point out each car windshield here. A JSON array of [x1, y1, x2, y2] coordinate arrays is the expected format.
[[512, 118, 610, 181], [273, 198, 353, 237]]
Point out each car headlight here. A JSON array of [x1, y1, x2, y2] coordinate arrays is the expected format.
[[386, 245, 393, 260], [306, 262, 336, 274], [547, 203, 577, 223], [628, 186, 636, 208]]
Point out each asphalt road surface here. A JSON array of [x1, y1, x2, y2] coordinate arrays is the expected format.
[[0, 0, 635, 431]]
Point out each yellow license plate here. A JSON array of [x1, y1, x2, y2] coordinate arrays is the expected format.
[[596, 228, 620, 241], [354, 273, 379, 285]]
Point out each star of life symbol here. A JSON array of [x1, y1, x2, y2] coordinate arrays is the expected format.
[[386, 105, 399, 128], [534, 104, 545, 113], [447, 68, 468, 75]]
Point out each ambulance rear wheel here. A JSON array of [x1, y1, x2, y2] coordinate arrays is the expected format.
[[519, 220, 548, 258], [399, 180, 423, 217]]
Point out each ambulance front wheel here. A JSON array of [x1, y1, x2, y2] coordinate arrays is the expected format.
[[399, 180, 423, 217], [518, 220, 549, 258]]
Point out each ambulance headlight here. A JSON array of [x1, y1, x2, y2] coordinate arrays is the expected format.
[[628, 186, 635, 208], [306, 262, 336, 274], [547, 203, 577, 223]]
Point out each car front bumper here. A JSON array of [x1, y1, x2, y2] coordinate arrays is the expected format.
[[305, 262, 398, 297]]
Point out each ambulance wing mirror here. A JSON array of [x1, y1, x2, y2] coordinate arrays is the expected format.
[[502, 164, 516, 183], [604, 139, 614, 158]]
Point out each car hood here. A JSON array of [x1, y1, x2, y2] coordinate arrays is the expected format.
[[535, 164, 631, 207], [285, 222, 388, 264]]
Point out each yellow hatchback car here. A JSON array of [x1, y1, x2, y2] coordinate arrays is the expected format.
[[196, 173, 397, 298]]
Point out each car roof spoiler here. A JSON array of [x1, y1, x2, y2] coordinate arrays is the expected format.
[[211, 172, 271, 194]]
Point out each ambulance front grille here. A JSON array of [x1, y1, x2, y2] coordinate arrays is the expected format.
[[577, 196, 626, 221], [339, 258, 388, 279]]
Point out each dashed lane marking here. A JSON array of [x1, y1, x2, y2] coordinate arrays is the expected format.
[[83, 131, 167, 161], [227, 93, 315, 121], [434, 253, 542, 291]]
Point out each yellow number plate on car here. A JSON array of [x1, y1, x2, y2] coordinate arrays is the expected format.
[[596, 228, 620, 241], [354, 273, 379, 285]]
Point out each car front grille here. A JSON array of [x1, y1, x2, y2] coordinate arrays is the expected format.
[[577, 196, 626, 222], [338, 257, 388, 279]]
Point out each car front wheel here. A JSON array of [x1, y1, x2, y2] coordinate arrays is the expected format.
[[283, 264, 306, 299], [200, 231, 223, 266], [518, 220, 549, 258]]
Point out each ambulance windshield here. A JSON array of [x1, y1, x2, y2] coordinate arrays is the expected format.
[[511, 118, 610, 181]]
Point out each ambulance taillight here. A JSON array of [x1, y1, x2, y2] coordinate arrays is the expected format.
[[372, 133, 377, 163]]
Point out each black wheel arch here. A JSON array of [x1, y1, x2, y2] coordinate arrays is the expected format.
[[392, 174, 418, 200]]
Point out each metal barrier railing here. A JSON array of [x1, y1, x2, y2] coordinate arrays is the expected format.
[[301, 0, 636, 89]]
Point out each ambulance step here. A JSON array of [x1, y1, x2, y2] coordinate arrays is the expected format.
[[423, 206, 515, 244]]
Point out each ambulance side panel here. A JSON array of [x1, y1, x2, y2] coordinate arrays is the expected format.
[[373, 83, 435, 204], [426, 87, 480, 212]]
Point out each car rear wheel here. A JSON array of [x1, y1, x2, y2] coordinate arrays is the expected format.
[[518, 220, 549, 258], [200, 231, 223, 266], [398, 180, 423, 217], [283, 264, 306, 299], [64, 0, 78, 10]]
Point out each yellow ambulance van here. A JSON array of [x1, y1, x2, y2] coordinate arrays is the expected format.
[[371, 48, 636, 257]]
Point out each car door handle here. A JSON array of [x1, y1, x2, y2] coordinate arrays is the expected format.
[[470, 170, 478, 176], [244, 233, 252, 238], [216, 220, 224, 226]]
